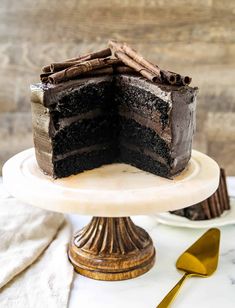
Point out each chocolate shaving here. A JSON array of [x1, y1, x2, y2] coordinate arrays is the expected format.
[[41, 65, 52, 73], [42, 48, 112, 73], [183, 76, 192, 85], [114, 65, 138, 75], [40, 72, 52, 83], [65, 48, 112, 63], [168, 72, 191, 86], [108, 40, 123, 54], [81, 66, 114, 77], [114, 51, 161, 83], [50, 62, 80, 72], [109, 40, 191, 86], [122, 43, 158, 72], [122, 42, 177, 84], [109, 40, 174, 84], [48, 58, 121, 84], [109, 40, 161, 83], [109, 40, 157, 75], [160, 70, 176, 84], [41, 42, 192, 85]]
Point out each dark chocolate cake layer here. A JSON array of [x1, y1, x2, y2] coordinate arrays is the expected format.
[[31, 74, 197, 178], [53, 144, 118, 178], [52, 115, 118, 156]]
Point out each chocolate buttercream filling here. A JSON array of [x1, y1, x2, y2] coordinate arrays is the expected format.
[[118, 105, 171, 144], [57, 108, 104, 129], [54, 143, 115, 161], [120, 141, 169, 166], [53, 141, 169, 166], [54, 105, 172, 146]]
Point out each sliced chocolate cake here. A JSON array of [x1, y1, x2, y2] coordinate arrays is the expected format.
[[171, 168, 230, 220], [31, 41, 198, 179]]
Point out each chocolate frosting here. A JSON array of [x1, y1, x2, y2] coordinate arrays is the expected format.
[[30, 73, 198, 178], [57, 109, 103, 129]]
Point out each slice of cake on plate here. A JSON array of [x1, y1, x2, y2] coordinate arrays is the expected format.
[[171, 168, 231, 220]]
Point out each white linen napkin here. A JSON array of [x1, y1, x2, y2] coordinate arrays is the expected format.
[[0, 196, 74, 308]]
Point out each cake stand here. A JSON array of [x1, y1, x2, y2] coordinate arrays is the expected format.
[[2, 148, 219, 281]]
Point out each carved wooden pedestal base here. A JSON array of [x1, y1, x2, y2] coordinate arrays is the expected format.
[[68, 217, 155, 281]]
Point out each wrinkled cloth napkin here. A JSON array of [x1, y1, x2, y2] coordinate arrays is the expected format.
[[0, 194, 74, 308]]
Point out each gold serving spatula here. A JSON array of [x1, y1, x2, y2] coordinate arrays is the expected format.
[[157, 228, 220, 308]]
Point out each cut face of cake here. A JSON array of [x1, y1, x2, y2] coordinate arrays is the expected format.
[[115, 75, 197, 177], [31, 74, 197, 178]]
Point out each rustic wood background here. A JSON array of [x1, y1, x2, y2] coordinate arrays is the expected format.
[[0, 0, 235, 174]]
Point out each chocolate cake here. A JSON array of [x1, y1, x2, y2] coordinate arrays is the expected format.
[[31, 41, 198, 179], [171, 168, 230, 220]]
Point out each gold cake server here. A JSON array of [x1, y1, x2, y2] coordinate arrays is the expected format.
[[157, 228, 220, 308]]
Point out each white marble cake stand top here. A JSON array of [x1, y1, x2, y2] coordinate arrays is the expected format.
[[2, 148, 219, 217]]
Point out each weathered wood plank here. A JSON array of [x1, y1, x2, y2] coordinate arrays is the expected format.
[[0, 0, 235, 174], [0, 1, 234, 44]]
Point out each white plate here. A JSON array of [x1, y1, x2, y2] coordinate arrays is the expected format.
[[155, 198, 235, 228]]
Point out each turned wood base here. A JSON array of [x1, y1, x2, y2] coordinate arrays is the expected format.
[[68, 217, 155, 281]]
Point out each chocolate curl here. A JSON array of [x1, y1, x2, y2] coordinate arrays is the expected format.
[[65, 48, 112, 63], [160, 70, 176, 84], [48, 58, 120, 84], [108, 40, 123, 53], [50, 61, 81, 72], [114, 65, 139, 75], [168, 72, 192, 86], [110, 40, 160, 76], [109, 40, 192, 85], [40, 72, 52, 83], [114, 51, 161, 83], [122, 42, 176, 83], [122, 43, 161, 73], [81, 66, 114, 77], [42, 65, 51, 73], [182, 76, 192, 85], [42, 48, 112, 73], [109, 40, 161, 82], [109, 40, 176, 84]]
